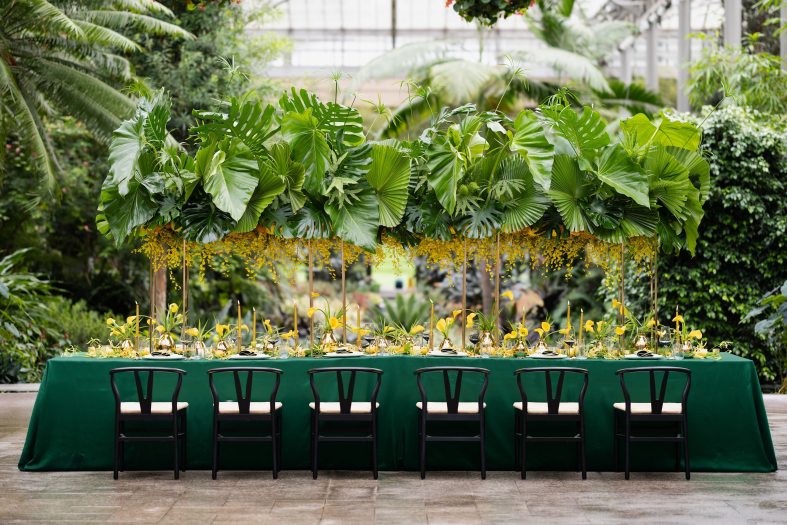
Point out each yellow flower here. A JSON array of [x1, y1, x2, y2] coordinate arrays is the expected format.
[[501, 291, 514, 301], [452, 309, 462, 319], [612, 299, 620, 309], [504, 331, 517, 341], [307, 307, 317, 318], [688, 329, 703, 340], [466, 312, 477, 329], [106, 318, 115, 326], [647, 319, 657, 328], [147, 318, 154, 326], [168, 303, 178, 314], [597, 320, 605, 331], [614, 326, 626, 336], [216, 325, 228, 337], [185, 327, 199, 337], [518, 326, 529, 337], [534, 328, 544, 337], [410, 325, 425, 335], [156, 325, 165, 333], [240, 324, 249, 332], [584, 320, 595, 332], [280, 330, 296, 340], [540, 322, 551, 332], [673, 314, 684, 324], [328, 317, 341, 330], [559, 327, 570, 335], [436, 318, 447, 334], [311, 292, 320, 298], [126, 316, 136, 325]]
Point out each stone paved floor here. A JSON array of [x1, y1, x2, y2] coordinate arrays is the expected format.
[[1, 392, 786, 524]]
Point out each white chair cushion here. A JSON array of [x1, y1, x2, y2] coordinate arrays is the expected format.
[[120, 401, 188, 414], [613, 402, 683, 414], [218, 401, 282, 414], [416, 401, 486, 414], [309, 401, 378, 414], [513, 401, 579, 414]]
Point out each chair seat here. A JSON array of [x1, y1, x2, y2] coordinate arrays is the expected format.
[[416, 401, 486, 414], [513, 401, 579, 415], [120, 401, 188, 414], [309, 401, 379, 414], [219, 401, 282, 414], [613, 402, 683, 414]]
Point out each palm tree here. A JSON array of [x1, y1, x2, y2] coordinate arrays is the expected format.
[[0, 0, 191, 188]]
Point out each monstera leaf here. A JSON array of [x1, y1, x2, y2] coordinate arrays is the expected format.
[[195, 138, 260, 222], [365, 144, 411, 227], [510, 110, 555, 191], [281, 108, 331, 193], [593, 144, 650, 207], [548, 154, 593, 232], [325, 183, 380, 251], [279, 87, 365, 146], [192, 98, 278, 158]]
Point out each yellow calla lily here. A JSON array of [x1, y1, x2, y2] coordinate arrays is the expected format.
[[168, 303, 179, 313], [452, 309, 462, 319], [106, 318, 115, 326], [436, 318, 447, 334], [504, 331, 517, 340], [328, 317, 341, 330], [410, 325, 425, 335], [688, 329, 702, 340], [584, 320, 594, 332], [518, 326, 529, 337], [126, 316, 136, 325], [466, 312, 477, 329], [501, 291, 514, 301], [673, 314, 684, 324], [185, 327, 199, 337], [646, 319, 657, 328], [540, 321, 551, 332], [263, 319, 273, 333], [614, 326, 626, 336], [156, 325, 165, 333], [307, 307, 317, 318]]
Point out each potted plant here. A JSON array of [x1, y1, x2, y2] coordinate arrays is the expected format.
[[184, 320, 212, 358], [308, 297, 345, 352], [153, 303, 183, 354]]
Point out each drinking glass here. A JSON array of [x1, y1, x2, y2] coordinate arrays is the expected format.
[[657, 328, 673, 357]]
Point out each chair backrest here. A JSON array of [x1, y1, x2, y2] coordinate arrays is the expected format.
[[514, 367, 588, 415], [415, 366, 489, 415], [616, 366, 691, 414], [308, 367, 383, 414], [109, 367, 186, 415], [208, 367, 283, 415]]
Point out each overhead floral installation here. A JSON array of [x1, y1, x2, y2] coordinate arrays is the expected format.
[[444, 0, 534, 25], [97, 86, 709, 277]]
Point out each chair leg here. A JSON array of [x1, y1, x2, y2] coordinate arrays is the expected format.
[[372, 412, 379, 480], [211, 418, 219, 480], [683, 416, 691, 480], [579, 416, 587, 480], [118, 420, 125, 472], [181, 411, 187, 472], [311, 414, 319, 480], [113, 418, 119, 480], [479, 416, 486, 480], [277, 411, 283, 477], [612, 412, 619, 473], [674, 422, 681, 472], [521, 417, 528, 480], [624, 417, 631, 481], [419, 413, 426, 480], [271, 415, 279, 480], [513, 411, 520, 471], [173, 417, 180, 480]]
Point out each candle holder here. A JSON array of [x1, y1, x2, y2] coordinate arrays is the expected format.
[[477, 330, 495, 358]]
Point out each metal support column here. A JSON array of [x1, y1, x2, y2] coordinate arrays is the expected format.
[[620, 46, 633, 84], [646, 23, 659, 92], [677, 0, 691, 112], [781, 2, 787, 69], [724, 0, 742, 48]]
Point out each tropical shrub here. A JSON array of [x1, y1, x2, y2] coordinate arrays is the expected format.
[[625, 106, 787, 382], [744, 280, 787, 390]]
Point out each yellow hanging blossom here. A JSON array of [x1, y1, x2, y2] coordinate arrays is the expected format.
[[504, 331, 517, 341], [518, 325, 529, 337], [126, 316, 136, 325], [156, 325, 166, 334], [501, 291, 514, 301], [280, 330, 297, 340], [106, 318, 115, 326]]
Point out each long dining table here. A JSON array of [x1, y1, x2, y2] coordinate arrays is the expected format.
[[18, 353, 777, 473]]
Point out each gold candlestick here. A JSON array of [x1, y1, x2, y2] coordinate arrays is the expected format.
[[461, 237, 467, 351], [237, 300, 242, 352], [341, 240, 347, 345], [252, 307, 256, 351], [429, 301, 435, 351], [357, 305, 362, 351], [293, 303, 299, 348], [308, 240, 314, 349], [135, 302, 140, 353], [567, 300, 571, 330], [578, 308, 584, 348]]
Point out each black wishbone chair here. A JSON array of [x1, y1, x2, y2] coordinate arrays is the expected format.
[[415, 366, 490, 479], [208, 367, 283, 480], [308, 367, 383, 479], [513, 367, 589, 479], [109, 367, 188, 480], [613, 366, 692, 480]]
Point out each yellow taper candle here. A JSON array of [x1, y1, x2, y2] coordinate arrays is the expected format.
[[429, 301, 435, 351], [578, 308, 584, 347], [252, 307, 256, 350], [135, 302, 140, 352], [567, 300, 571, 330], [675, 305, 680, 343], [237, 300, 242, 352], [293, 303, 298, 346]]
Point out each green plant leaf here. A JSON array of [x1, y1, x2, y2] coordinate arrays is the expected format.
[[593, 144, 650, 207], [458, 201, 503, 238], [498, 155, 551, 232], [365, 144, 411, 227], [234, 162, 287, 233], [510, 109, 555, 191], [666, 146, 711, 203], [180, 195, 235, 244], [195, 139, 259, 222], [106, 114, 145, 196], [548, 154, 593, 232], [543, 105, 609, 166], [645, 146, 693, 221], [426, 137, 464, 215], [281, 108, 331, 193], [267, 142, 306, 212], [325, 184, 380, 251], [621, 113, 701, 152], [193, 98, 278, 158], [279, 87, 365, 146], [100, 177, 157, 245]]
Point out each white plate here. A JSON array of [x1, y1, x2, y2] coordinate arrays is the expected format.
[[623, 353, 662, 360], [427, 350, 468, 357], [530, 353, 565, 359], [325, 352, 366, 358], [142, 354, 185, 360], [228, 354, 271, 360]]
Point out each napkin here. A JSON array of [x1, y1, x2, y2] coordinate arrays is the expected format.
[[635, 350, 656, 358], [536, 350, 559, 356], [438, 348, 458, 355], [150, 351, 171, 356], [238, 350, 258, 356]]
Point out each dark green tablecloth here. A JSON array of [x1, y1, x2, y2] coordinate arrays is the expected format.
[[18, 353, 776, 472]]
